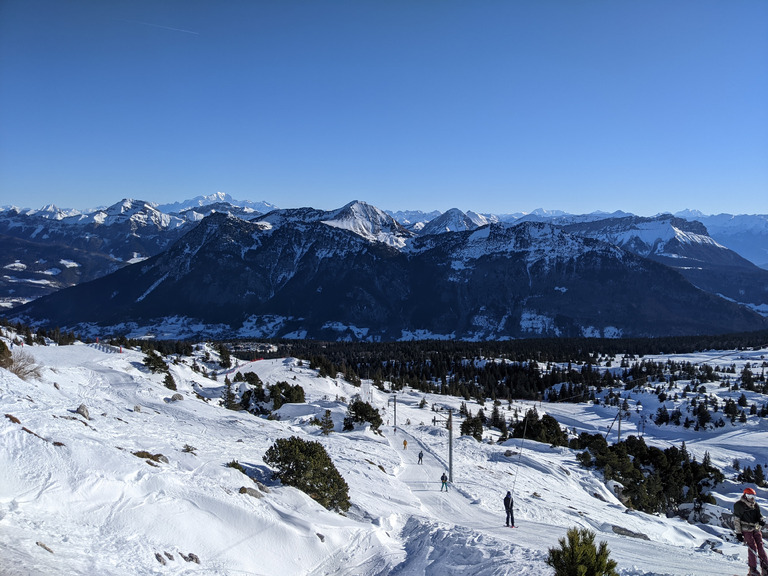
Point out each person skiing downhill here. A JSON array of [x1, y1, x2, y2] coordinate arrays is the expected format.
[[734, 487, 768, 576], [418, 450, 423, 464], [440, 472, 448, 492], [503, 491, 515, 527]]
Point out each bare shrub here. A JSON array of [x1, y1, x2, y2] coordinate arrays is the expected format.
[[7, 349, 42, 381]]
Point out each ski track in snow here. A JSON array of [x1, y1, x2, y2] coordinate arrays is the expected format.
[[1, 339, 764, 575]]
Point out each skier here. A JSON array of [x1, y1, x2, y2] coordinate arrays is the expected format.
[[503, 491, 515, 527], [734, 487, 768, 576], [403, 439, 407, 450], [440, 472, 448, 492], [418, 450, 423, 464]]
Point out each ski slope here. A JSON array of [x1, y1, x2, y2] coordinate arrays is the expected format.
[[1, 337, 765, 575]]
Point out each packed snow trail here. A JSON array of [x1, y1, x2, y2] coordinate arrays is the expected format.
[[382, 427, 744, 576]]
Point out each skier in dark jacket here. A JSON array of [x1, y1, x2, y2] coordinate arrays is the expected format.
[[734, 487, 768, 576], [503, 491, 515, 527], [440, 472, 448, 492]]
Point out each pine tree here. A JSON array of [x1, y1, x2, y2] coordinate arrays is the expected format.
[[546, 527, 619, 576], [755, 464, 766, 487], [343, 399, 382, 431], [742, 366, 755, 390], [491, 404, 502, 429], [460, 413, 483, 441], [320, 410, 335, 435], [264, 436, 350, 512], [163, 373, 177, 391], [217, 343, 232, 369], [498, 417, 509, 441], [222, 376, 239, 410], [143, 350, 167, 374], [681, 441, 690, 463]]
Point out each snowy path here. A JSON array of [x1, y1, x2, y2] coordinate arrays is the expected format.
[[384, 427, 744, 576]]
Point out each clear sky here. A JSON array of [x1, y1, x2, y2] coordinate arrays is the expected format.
[[1, 1, 766, 216]]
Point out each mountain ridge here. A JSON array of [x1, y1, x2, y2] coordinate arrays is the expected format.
[[3, 197, 768, 341], [8, 207, 768, 341]]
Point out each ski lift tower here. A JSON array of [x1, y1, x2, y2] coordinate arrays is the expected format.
[[434, 409, 454, 482], [605, 390, 629, 442], [389, 393, 397, 433]]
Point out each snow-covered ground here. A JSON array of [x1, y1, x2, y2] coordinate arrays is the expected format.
[[1, 335, 766, 575]]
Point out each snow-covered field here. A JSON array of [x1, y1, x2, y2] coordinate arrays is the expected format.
[[1, 334, 767, 575]]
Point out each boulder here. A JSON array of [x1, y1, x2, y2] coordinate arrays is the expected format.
[[239, 486, 263, 499]]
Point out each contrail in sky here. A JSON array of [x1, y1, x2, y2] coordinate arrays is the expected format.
[[120, 19, 199, 35]]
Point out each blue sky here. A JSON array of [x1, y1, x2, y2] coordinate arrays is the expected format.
[[1, 1, 766, 216]]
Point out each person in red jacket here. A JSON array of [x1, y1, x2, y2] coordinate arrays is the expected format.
[[734, 487, 768, 576]]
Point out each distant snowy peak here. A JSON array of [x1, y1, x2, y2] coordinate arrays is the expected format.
[[253, 201, 414, 247], [80, 199, 187, 230], [386, 209, 442, 227], [156, 192, 277, 215], [518, 210, 634, 225], [674, 209, 706, 219], [26, 204, 82, 220], [466, 210, 493, 226], [320, 201, 414, 248], [528, 207, 569, 218], [1, 204, 82, 219], [417, 208, 494, 236], [195, 191, 230, 206], [562, 214, 725, 257]]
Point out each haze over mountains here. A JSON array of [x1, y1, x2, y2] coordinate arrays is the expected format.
[[2, 194, 767, 341]]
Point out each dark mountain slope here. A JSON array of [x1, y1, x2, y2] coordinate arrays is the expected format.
[[9, 215, 768, 340]]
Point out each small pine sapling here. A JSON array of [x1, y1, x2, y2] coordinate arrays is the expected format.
[[546, 527, 618, 576]]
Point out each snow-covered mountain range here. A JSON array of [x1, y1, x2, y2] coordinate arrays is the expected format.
[[2, 197, 768, 340], [7, 201, 768, 340], [154, 191, 277, 216], [520, 209, 768, 271], [2, 327, 767, 575]]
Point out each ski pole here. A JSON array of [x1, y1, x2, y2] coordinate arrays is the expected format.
[[511, 415, 528, 495]]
